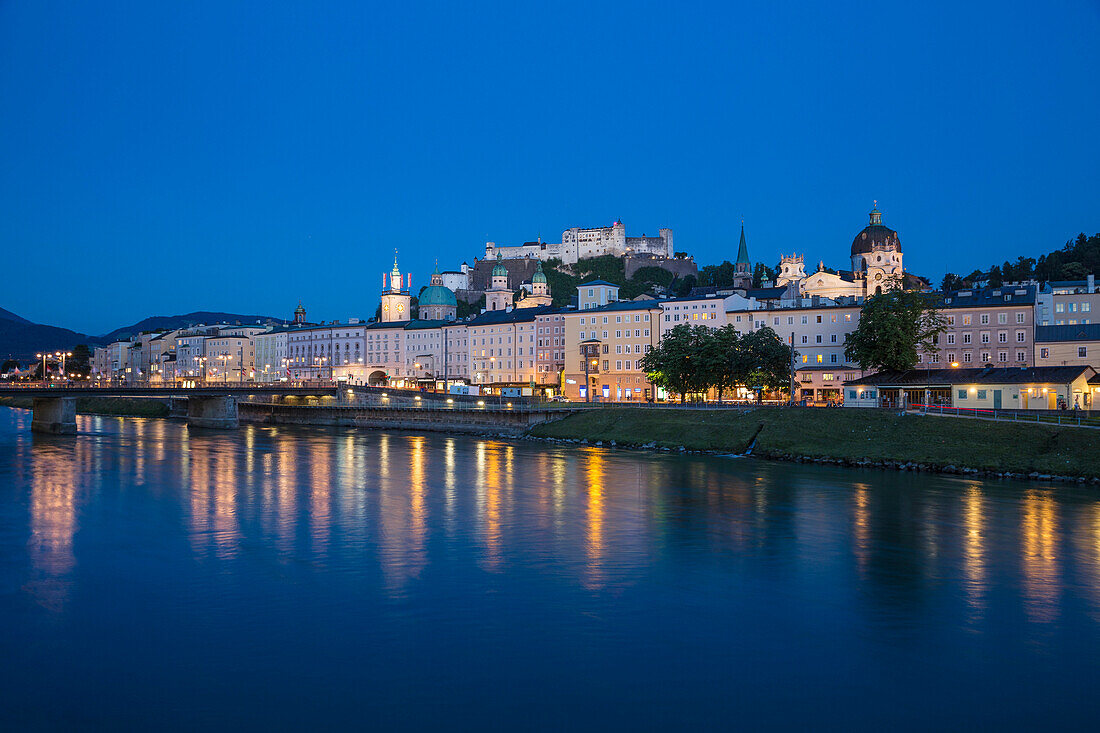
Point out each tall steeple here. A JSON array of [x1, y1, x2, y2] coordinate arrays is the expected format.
[[731, 218, 753, 289], [735, 220, 750, 266]]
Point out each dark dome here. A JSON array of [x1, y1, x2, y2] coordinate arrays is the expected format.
[[851, 207, 901, 256]]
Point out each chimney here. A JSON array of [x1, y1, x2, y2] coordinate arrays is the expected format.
[[1089, 273, 1095, 294]]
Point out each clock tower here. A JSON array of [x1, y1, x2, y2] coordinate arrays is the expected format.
[[381, 255, 411, 322]]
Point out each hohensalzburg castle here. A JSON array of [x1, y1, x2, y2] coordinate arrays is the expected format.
[[485, 220, 673, 265]]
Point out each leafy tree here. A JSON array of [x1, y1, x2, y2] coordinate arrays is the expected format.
[[672, 275, 697, 297], [986, 265, 1003, 287], [703, 325, 740, 401], [845, 278, 947, 371], [1, 359, 19, 374], [639, 324, 712, 403], [751, 262, 775, 288], [630, 266, 674, 288], [456, 294, 485, 318], [698, 261, 737, 288], [940, 272, 965, 292], [68, 344, 91, 377], [734, 326, 794, 399]]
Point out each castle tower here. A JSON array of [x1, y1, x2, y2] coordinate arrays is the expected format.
[[418, 263, 458, 321], [485, 253, 513, 311], [517, 260, 553, 308], [381, 255, 411, 322], [733, 221, 753, 288], [293, 300, 307, 325]]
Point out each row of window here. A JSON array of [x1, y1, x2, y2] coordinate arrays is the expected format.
[[946, 311, 1027, 325]]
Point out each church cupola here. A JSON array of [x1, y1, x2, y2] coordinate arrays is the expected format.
[[293, 300, 307, 324]]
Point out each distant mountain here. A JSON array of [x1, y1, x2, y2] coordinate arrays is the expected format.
[[0, 318, 94, 361], [98, 311, 283, 342], [0, 307, 33, 325], [0, 308, 283, 363]]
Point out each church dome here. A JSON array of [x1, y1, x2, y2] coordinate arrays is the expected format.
[[419, 283, 457, 307], [532, 261, 547, 283], [492, 253, 508, 278], [851, 205, 901, 256]]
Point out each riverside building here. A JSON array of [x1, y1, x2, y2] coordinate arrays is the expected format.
[[921, 286, 1037, 368]]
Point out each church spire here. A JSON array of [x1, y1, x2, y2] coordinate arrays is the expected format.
[[735, 221, 750, 266], [869, 200, 882, 226]]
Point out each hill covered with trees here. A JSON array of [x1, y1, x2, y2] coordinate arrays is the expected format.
[[942, 232, 1099, 291]]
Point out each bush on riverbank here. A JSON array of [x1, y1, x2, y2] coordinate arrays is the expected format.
[[0, 396, 170, 418], [528, 407, 1100, 478]]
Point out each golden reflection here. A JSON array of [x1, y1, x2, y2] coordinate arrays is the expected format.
[[584, 449, 606, 589], [377, 435, 428, 593], [852, 483, 870, 575], [132, 418, 146, 485], [1021, 490, 1061, 623], [962, 483, 986, 616], [443, 438, 456, 535], [28, 443, 79, 610], [310, 437, 333, 554], [480, 441, 502, 569], [188, 439, 241, 559], [275, 435, 296, 554]]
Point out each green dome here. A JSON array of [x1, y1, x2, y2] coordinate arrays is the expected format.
[[532, 261, 547, 283], [419, 284, 457, 307], [492, 253, 508, 277]]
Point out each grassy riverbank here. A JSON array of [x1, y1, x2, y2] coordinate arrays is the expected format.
[[529, 407, 1100, 478], [0, 396, 171, 418]]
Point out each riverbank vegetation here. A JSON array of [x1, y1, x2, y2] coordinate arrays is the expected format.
[[639, 324, 793, 402], [528, 407, 1100, 478], [0, 396, 170, 417]]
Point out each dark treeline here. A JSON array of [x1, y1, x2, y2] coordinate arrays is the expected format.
[[942, 232, 1099, 291]]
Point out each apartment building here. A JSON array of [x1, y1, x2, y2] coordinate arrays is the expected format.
[[466, 306, 557, 388], [1035, 323, 1100, 368], [1036, 275, 1098, 326], [562, 299, 662, 401], [926, 286, 1036, 368]]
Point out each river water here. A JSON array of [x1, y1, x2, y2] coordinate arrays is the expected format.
[[1, 408, 1098, 730]]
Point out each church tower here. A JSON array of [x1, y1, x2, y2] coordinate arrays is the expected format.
[[381, 255, 411, 322], [485, 253, 513, 311], [293, 300, 307, 325], [517, 260, 553, 308], [733, 221, 753, 289]]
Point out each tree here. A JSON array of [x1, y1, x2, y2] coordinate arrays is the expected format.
[[705, 325, 741, 401], [845, 278, 946, 371], [1, 358, 19, 374], [69, 344, 91, 378], [672, 275, 697, 297], [734, 326, 794, 400], [639, 324, 713, 403], [752, 262, 775, 288], [940, 272, 965, 292], [986, 265, 1003, 288]]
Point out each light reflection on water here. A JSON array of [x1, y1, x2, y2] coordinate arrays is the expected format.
[[2, 408, 1100, 729]]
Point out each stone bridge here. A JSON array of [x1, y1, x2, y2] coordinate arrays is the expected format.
[[0, 385, 339, 434]]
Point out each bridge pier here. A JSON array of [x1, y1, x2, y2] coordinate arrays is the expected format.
[[31, 397, 77, 435], [187, 395, 239, 429]]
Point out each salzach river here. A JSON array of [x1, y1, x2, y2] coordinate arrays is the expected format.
[[1, 408, 1098, 730]]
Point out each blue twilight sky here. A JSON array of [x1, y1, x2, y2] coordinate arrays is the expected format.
[[1, 1, 1098, 335]]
